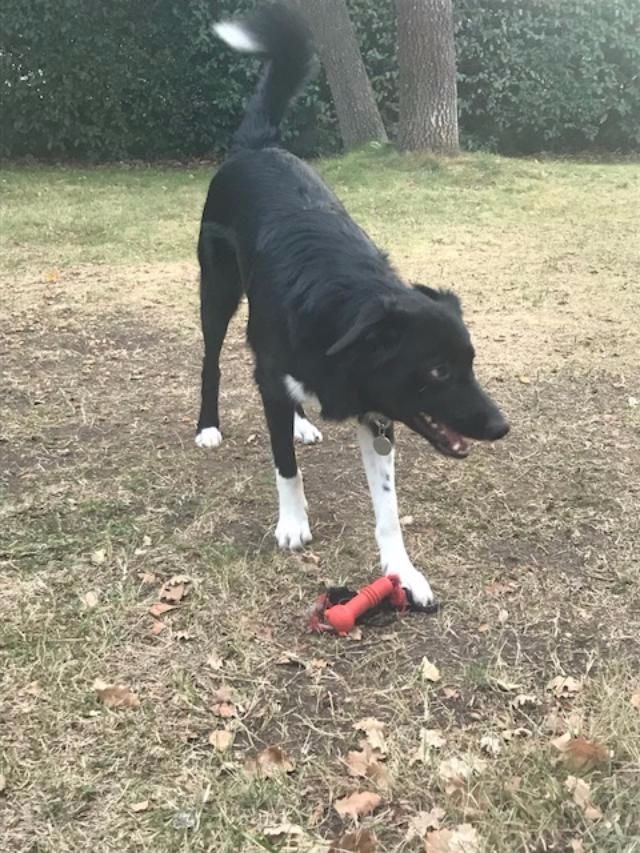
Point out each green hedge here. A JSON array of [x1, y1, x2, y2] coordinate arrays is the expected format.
[[1, 0, 638, 160]]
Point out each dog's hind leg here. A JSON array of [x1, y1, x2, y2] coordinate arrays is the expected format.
[[357, 417, 434, 606], [257, 371, 312, 549], [195, 227, 242, 449]]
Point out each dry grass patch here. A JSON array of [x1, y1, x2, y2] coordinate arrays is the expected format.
[[1, 151, 639, 851]]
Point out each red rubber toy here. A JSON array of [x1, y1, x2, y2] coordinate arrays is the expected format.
[[315, 575, 407, 635]]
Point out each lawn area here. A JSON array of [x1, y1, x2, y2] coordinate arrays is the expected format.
[[1, 149, 639, 852]]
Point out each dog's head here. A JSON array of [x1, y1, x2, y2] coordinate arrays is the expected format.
[[327, 284, 509, 457]]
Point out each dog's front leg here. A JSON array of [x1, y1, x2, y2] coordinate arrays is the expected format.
[[357, 417, 434, 606]]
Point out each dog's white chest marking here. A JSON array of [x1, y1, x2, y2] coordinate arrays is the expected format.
[[284, 375, 320, 408], [357, 422, 434, 606], [275, 471, 312, 550]]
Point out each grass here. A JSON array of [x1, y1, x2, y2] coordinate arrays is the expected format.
[[1, 148, 640, 852]]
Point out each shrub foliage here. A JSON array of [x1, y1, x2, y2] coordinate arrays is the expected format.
[[1, 0, 638, 159]]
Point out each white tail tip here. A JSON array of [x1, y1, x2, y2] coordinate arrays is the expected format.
[[213, 21, 263, 53]]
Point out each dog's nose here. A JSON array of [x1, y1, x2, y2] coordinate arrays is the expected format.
[[485, 414, 509, 441]]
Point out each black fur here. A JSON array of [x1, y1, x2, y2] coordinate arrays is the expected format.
[[197, 4, 508, 479]]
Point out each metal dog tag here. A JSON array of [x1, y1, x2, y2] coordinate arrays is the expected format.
[[373, 434, 393, 456]]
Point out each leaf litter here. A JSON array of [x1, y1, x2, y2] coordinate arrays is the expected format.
[[245, 746, 296, 777], [93, 679, 140, 710], [334, 791, 382, 819], [344, 744, 390, 790], [354, 718, 387, 754]]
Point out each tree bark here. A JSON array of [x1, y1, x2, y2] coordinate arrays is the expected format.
[[395, 0, 459, 152], [292, 0, 388, 149]]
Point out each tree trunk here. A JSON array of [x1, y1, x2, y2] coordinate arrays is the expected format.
[[292, 0, 388, 149], [395, 0, 459, 152]]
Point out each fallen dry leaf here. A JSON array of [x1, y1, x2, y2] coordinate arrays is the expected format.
[[345, 745, 390, 789], [347, 626, 363, 641], [569, 840, 585, 853], [544, 708, 583, 736], [138, 572, 157, 585], [276, 651, 306, 667], [552, 735, 609, 772], [245, 746, 296, 777], [565, 775, 603, 821], [207, 652, 224, 670], [212, 702, 237, 719], [500, 727, 530, 742], [547, 675, 582, 699], [209, 730, 233, 752], [212, 685, 236, 703], [511, 693, 539, 709], [174, 630, 193, 641], [91, 548, 106, 565], [484, 581, 514, 596], [254, 626, 273, 642], [505, 776, 522, 794], [330, 828, 378, 852], [489, 675, 520, 692], [263, 821, 304, 839], [93, 679, 140, 710], [442, 687, 461, 700], [424, 824, 480, 853], [420, 657, 441, 683], [301, 551, 321, 565], [149, 620, 167, 637], [411, 728, 446, 764], [159, 575, 191, 603], [334, 791, 382, 819], [518, 375, 531, 385], [46, 269, 60, 283], [406, 807, 446, 840], [400, 515, 414, 526], [81, 590, 99, 609], [148, 602, 177, 618], [438, 756, 486, 796], [354, 718, 387, 754], [631, 688, 640, 711], [130, 800, 149, 813], [480, 734, 502, 757]]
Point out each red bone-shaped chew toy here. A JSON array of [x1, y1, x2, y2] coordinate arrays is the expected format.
[[323, 575, 407, 635]]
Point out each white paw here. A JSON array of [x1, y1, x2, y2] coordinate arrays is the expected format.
[[275, 470, 312, 550], [275, 514, 312, 550], [385, 562, 434, 606], [294, 413, 323, 445], [195, 427, 222, 449]]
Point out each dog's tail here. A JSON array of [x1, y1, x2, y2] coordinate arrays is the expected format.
[[214, 4, 315, 152]]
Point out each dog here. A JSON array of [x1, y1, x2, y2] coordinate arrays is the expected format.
[[195, 4, 509, 606]]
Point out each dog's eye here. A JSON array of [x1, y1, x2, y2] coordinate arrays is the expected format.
[[428, 364, 451, 382]]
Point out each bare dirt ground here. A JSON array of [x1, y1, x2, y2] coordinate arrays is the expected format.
[[1, 156, 639, 852]]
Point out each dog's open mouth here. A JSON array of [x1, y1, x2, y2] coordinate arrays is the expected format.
[[405, 414, 471, 459]]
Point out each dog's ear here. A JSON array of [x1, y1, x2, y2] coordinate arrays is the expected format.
[[326, 297, 397, 356], [413, 283, 463, 317]]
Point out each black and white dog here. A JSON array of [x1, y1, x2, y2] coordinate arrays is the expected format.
[[195, 5, 508, 606]]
